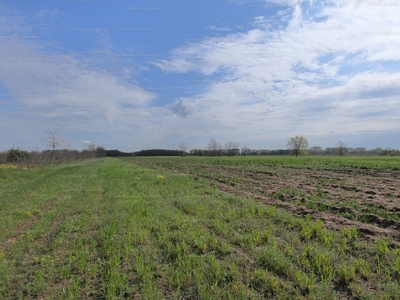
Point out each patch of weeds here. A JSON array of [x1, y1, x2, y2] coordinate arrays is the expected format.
[[294, 270, 316, 294], [340, 211, 356, 220], [313, 282, 337, 300], [257, 247, 291, 277], [217, 242, 231, 256], [354, 258, 370, 280], [318, 228, 335, 247], [302, 244, 313, 260], [248, 269, 280, 297], [337, 262, 355, 285], [240, 229, 263, 249], [344, 199, 358, 209], [300, 222, 313, 241], [358, 213, 371, 223], [316, 186, 325, 198], [299, 217, 323, 241], [285, 244, 295, 258], [349, 282, 369, 299], [381, 281, 400, 300], [394, 256, 400, 279], [342, 227, 358, 241], [337, 237, 347, 256], [313, 251, 335, 282], [364, 204, 400, 221], [376, 238, 390, 258]]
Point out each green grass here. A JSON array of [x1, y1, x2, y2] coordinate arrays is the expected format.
[[0, 157, 399, 299]]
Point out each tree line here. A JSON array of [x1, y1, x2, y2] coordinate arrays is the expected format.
[[3, 130, 399, 165], [106, 137, 400, 157], [0, 127, 106, 168]]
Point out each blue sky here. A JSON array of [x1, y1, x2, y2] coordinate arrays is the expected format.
[[1, 0, 400, 152]]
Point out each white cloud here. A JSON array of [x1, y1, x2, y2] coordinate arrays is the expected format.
[[2, 1, 400, 151], [208, 25, 232, 32], [154, 0, 400, 148], [0, 7, 159, 150]]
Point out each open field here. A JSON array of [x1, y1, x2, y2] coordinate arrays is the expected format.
[[131, 156, 400, 244], [1, 157, 400, 299]]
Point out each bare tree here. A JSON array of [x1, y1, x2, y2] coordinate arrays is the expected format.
[[86, 142, 96, 152], [337, 140, 348, 156], [225, 141, 240, 156], [207, 139, 218, 156], [40, 127, 63, 161], [179, 142, 187, 157], [82, 142, 97, 159], [217, 142, 223, 156], [241, 146, 249, 156], [287, 135, 309, 157]]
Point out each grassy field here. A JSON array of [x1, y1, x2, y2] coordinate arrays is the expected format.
[[1, 156, 400, 299]]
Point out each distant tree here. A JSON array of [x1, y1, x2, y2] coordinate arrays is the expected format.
[[86, 142, 96, 152], [368, 147, 383, 155], [324, 147, 337, 155], [179, 142, 187, 157], [241, 146, 249, 156], [133, 149, 180, 156], [380, 148, 400, 156], [354, 147, 367, 155], [40, 127, 62, 154], [106, 149, 134, 157], [217, 142, 224, 156], [308, 146, 324, 155], [40, 127, 67, 162], [207, 139, 218, 156], [337, 140, 348, 156], [96, 146, 106, 157], [287, 135, 309, 157], [225, 141, 240, 156], [391, 149, 400, 156]]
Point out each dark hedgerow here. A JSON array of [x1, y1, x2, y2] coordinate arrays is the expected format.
[[6, 149, 30, 163]]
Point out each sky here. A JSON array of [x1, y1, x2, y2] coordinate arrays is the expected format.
[[1, 0, 400, 152]]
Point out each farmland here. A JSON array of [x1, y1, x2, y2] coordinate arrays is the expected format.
[[1, 156, 400, 299], [132, 156, 400, 243]]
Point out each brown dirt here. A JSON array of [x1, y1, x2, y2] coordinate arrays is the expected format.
[[216, 167, 400, 244]]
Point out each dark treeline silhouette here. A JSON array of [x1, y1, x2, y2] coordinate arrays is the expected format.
[[105, 149, 182, 157], [106, 149, 134, 157], [105, 146, 400, 157], [134, 149, 181, 156]]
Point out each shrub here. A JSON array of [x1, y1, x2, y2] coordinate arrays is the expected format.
[[6, 149, 30, 163]]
